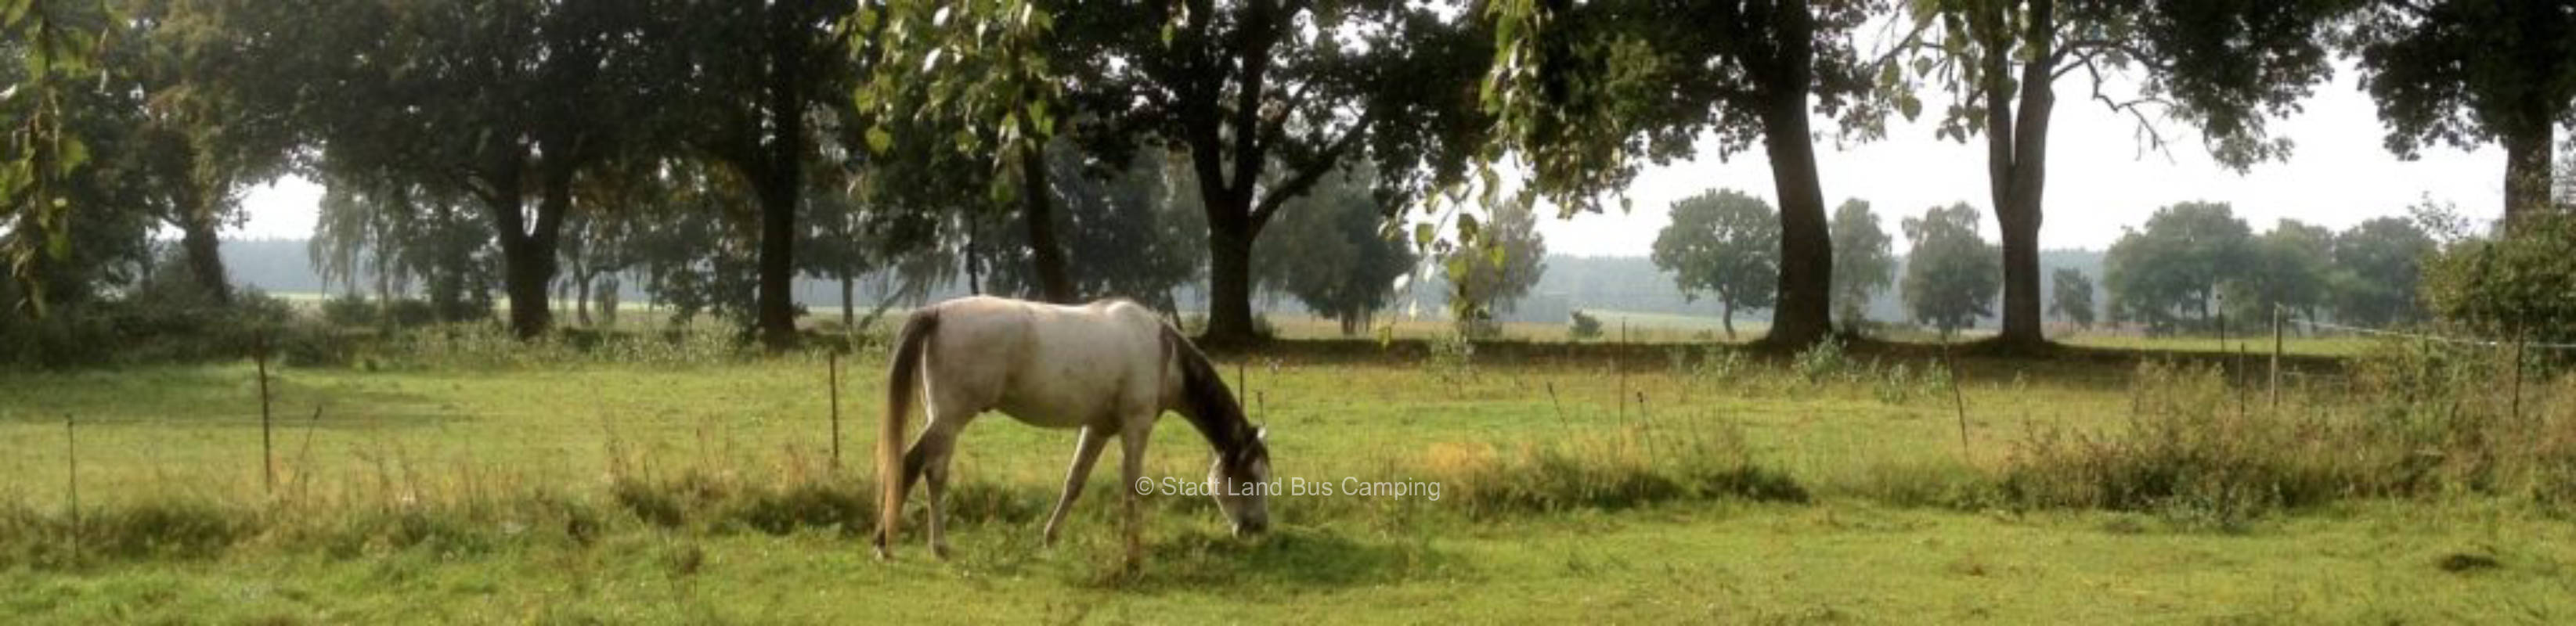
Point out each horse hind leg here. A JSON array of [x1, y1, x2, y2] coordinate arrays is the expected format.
[[1043, 425, 1113, 547], [910, 412, 972, 559]]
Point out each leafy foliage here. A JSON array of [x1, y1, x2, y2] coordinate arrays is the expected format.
[[1900, 203, 1999, 336], [2048, 268, 2094, 329], [1829, 199, 1893, 328], [2347, 0, 2576, 219], [2102, 201, 2252, 333], [1445, 200, 1547, 335], [2329, 215, 2437, 327], [1479, 0, 1895, 345], [2423, 213, 2576, 344], [984, 141, 1206, 311], [1257, 163, 1416, 336], [2, 0, 112, 315], [1651, 189, 1778, 339], [2225, 219, 2333, 322]]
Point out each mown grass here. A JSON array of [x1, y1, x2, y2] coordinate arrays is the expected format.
[[2, 331, 2573, 622]]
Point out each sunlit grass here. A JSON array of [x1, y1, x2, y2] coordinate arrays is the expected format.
[[2, 336, 2571, 623]]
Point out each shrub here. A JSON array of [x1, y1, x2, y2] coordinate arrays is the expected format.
[[2423, 212, 2576, 345], [1997, 354, 2576, 526], [1791, 337, 1854, 383], [1568, 310, 1604, 341]]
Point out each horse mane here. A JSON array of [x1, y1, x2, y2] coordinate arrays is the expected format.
[[1160, 326, 1266, 469]]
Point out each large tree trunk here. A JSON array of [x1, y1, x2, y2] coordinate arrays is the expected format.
[[498, 234, 555, 340], [1019, 143, 1077, 303], [1721, 298, 1736, 340], [1990, 0, 2057, 350], [840, 272, 856, 329], [493, 161, 568, 340], [1755, 3, 1833, 348], [1759, 102, 1833, 347], [1201, 206, 1261, 346], [177, 208, 231, 305], [2502, 124, 2555, 231], [754, 169, 799, 347], [753, 5, 808, 351], [575, 272, 593, 326]]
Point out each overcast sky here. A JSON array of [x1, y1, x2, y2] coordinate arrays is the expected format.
[[229, 60, 2509, 257]]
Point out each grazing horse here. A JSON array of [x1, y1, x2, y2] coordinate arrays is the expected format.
[[875, 296, 1271, 562]]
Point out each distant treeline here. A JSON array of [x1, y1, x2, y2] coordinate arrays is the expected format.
[[219, 237, 2104, 329]]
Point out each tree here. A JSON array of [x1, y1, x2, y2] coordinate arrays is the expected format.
[[1257, 164, 1416, 336], [207, 0, 692, 339], [672, 0, 860, 346], [1900, 203, 2001, 336], [1652, 189, 1780, 339], [310, 176, 496, 324], [1900, 0, 2343, 348], [2, 0, 113, 314], [2102, 201, 2253, 333], [1483, 0, 1893, 347], [861, 0, 1488, 345], [1448, 200, 1547, 334], [2049, 267, 2094, 329], [2423, 212, 2576, 344], [2348, 0, 2576, 228], [1828, 199, 1893, 329], [2228, 219, 2332, 323], [110, 0, 306, 307], [984, 141, 1207, 311], [2329, 215, 2435, 327]]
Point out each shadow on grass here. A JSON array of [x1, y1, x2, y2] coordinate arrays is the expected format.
[[1087, 526, 1453, 592]]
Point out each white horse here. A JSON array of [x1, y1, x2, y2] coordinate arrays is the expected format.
[[875, 296, 1271, 563]]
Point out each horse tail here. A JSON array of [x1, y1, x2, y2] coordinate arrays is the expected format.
[[879, 308, 940, 553]]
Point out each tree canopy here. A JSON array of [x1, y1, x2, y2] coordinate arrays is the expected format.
[[1481, 0, 1896, 346], [2048, 267, 2094, 329], [2348, 0, 2576, 226], [2102, 201, 2253, 333], [1829, 199, 1893, 329], [1653, 189, 1780, 339], [1900, 202, 2000, 336], [1896, 0, 2344, 347]]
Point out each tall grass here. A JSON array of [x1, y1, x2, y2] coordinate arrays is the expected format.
[[1994, 343, 2576, 527]]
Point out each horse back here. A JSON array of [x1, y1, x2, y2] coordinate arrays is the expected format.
[[924, 297, 1170, 428]]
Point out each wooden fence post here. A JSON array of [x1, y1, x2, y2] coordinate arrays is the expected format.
[[257, 331, 275, 493], [1942, 340, 1970, 462], [828, 351, 842, 470], [2271, 307, 2283, 412], [66, 413, 79, 562]]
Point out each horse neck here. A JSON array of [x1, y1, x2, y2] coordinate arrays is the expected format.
[[1168, 334, 1257, 459]]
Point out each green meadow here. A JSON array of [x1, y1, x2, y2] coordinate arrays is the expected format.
[[2, 327, 2571, 624]]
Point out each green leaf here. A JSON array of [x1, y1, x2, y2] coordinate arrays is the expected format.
[[865, 126, 894, 154], [1414, 223, 1435, 246]]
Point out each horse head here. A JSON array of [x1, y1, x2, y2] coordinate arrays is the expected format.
[[1208, 426, 1271, 536]]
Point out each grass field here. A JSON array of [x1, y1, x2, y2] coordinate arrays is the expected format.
[[2, 333, 2571, 623]]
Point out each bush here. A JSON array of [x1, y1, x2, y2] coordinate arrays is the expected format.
[[1791, 337, 1854, 383], [1568, 310, 1604, 342], [2423, 212, 2576, 346], [320, 294, 444, 329], [1997, 354, 2576, 527]]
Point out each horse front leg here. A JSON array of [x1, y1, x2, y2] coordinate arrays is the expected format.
[[1043, 426, 1112, 547], [1117, 419, 1151, 572]]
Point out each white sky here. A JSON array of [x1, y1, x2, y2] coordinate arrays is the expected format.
[[232, 61, 2507, 255]]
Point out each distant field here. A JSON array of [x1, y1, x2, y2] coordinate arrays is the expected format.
[[265, 292, 2381, 358]]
